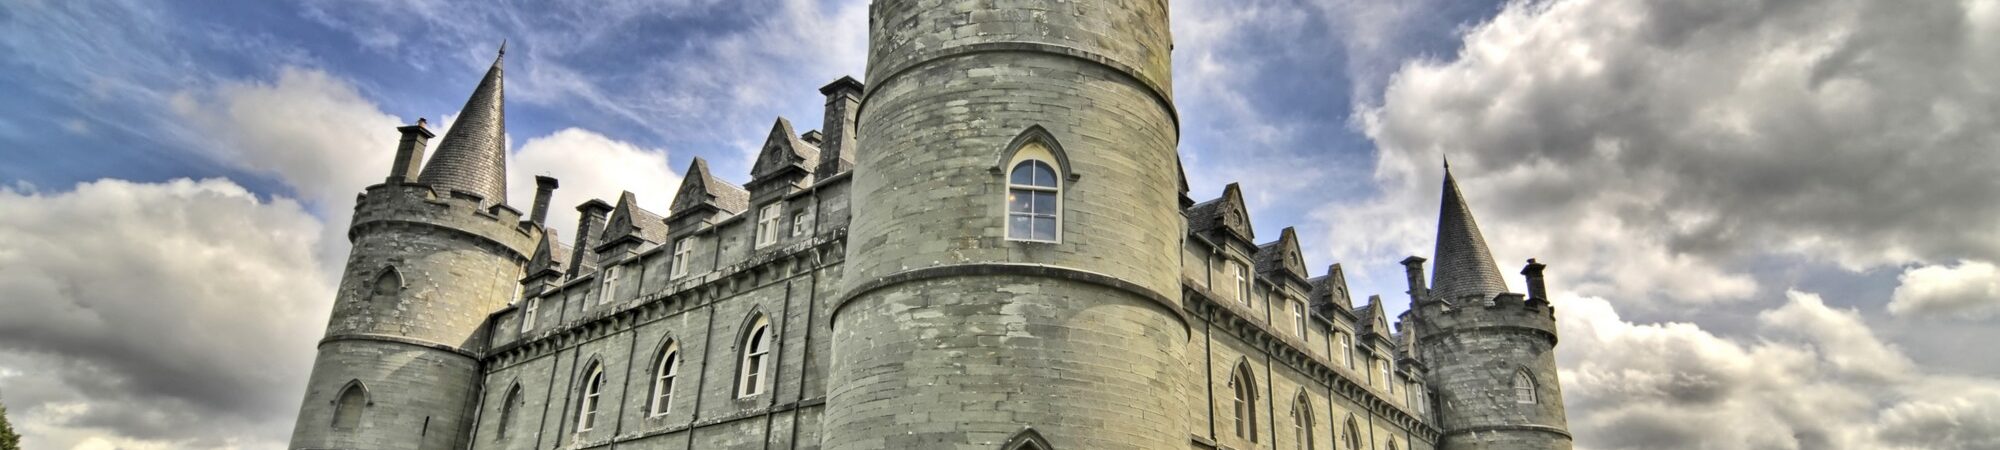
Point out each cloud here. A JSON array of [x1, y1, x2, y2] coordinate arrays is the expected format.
[[1558, 292, 2000, 450], [0, 178, 329, 449], [507, 128, 682, 240], [1888, 260, 2000, 319], [170, 67, 402, 205], [1336, 0, 2000, 307]]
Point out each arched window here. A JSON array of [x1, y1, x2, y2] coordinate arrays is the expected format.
[[1006, 157, 1061, 242], [650, 341, 680, 416], [497, 384, 522, 440], [1292, 393, 1316, 450], [1341, 417, 1362, 450], [738, 316, 772, 398], [1230, 363, 1259, 443], [1002, 428, 1054, 450], [1514, 370, 1538, 404], [332, 381, 367, 430], [370, 268, 401, 302], [576, 362, 605, 431]]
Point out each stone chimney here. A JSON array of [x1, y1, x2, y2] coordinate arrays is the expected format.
[[1401, 255, 1429, 304], [815, 76, 863, 178], [1522, 258, 1548, 301], [529, 176, 559, 225], [388, 118, 434, 183], [568, 199, 613, 278]]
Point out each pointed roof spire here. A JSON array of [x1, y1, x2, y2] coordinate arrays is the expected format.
[[418, 46, 509, 204], [1428, 165, 1510, 303]]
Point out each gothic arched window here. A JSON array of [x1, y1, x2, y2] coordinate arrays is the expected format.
[[497, 384, 522, 440], [1231, 363, 1259, 443], [1341, 417, 1362, 450], [577, 362, 605, 431], [1292, 393, 1316, 450], [1515, 370, 1538, 404], [332, 381, 367, 430], [738, 315, 772, 398], [650, 341, 680, 416], [370, 267, 401, 302]]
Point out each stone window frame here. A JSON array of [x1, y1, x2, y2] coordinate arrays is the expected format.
[[1229, 361, 1260, 443], [649, 339, 681, 417], [496, 382, 523, 440], [331, 379, 370, 430], [1341, 416, 1363, 450], [521, 297, 540, 333], [790, 208, 812, 238], [1514, 369, 1538, 404], [755, 202, 783, 248], [1005, 156, 1062, 243], [1232, 261, 1250, 305], [1290, 297, 1308, 338], [736, 314, 773, 398], [1336, 332, 1354, 369], [995, 126, 1074, 244], [598, 265, 622, 305], [1291, 390, 1317, 450], [1001, 428, 1054, 450], [576, 360, 607, 431], [670, 237, 694, 278], [369, 266, 403, 302]]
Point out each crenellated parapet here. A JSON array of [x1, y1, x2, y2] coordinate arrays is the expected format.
[[1417, 291, 1559, 347], [349, 181, 541, 260]]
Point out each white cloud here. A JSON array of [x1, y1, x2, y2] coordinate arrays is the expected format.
[[1889, 260, 2000, 319], [1338, 0, 2000, 307], [507, 127, 682, 241], [170, 66, 402, 205], [0, 178, 328, 449], [1558, 292, 2000, 450]]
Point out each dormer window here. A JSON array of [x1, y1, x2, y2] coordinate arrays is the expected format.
[[1290, 298, 1307, 338], [1232, 262, 1250, 304], [670, 238, 693, 278], [756, 203, 782, 248]]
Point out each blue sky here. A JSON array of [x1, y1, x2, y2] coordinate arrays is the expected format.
[[5, 0, 2000, 448]]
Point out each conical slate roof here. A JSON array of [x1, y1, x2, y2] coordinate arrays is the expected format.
[[1427, 166, 1510, 303], [418, 47, 509, 204]]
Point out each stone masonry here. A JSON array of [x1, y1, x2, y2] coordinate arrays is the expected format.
[[286, 2, 1572, 449]]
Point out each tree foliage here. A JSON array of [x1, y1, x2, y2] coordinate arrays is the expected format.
[[0, 400, 19, 450]]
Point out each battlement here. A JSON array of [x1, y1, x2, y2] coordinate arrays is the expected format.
[[1419, 291, 1558, 344], [349, 182, 541, 259]]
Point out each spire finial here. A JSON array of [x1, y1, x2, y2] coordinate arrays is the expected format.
[[1443, 153, 1451, 171], [498, 39, 507, 57]]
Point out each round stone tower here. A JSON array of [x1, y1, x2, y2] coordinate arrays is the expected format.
[[824, 1, 1189, 449], [289, 50, 539, 450], [1413, 169, 1572, 450]]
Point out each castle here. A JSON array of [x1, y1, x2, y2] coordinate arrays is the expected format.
[[288, 2, 1571, 449]]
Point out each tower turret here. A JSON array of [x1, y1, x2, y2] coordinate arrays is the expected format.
[[289, 47, 538, 450], [1413, 167, 1572, 449], [825, 2, 1187, 449]]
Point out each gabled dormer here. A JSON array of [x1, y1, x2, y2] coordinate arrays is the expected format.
[[746, 117, 821, 202], [1254, 227, 1309, 286], [596, 191, 667, 262], [522, 230, 571, 297], [1356, 294, 1393, 342], [1309, 263, 1357, 319], [1186, 182, 1255, 247], [668, 157, 749, 233]]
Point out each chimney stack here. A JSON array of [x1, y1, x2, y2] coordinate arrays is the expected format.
[[816, 76, 863, 178], [530, 176, 559, 225], [1401, 256, 1430, 304], [388, 118, 434, 183], [1522, 258, 1548, 301], [568, 199, 613, 278]]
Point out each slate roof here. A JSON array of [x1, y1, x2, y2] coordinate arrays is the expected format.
[[599, 191, 668, 248], [1308, 264, 1354, 312], [671, 157, 750, 216], [418, 48, 509, 204], [1186, 183, 1253, 243], [1428, 166, 1510, 304], [1356, 295, 1391, 338], [527, 229, 573, 277], [750, 117, 821, 183], [1253, 227, 1307, 282]]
